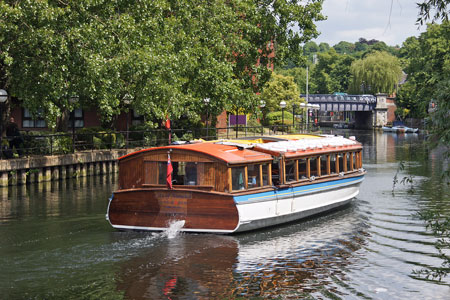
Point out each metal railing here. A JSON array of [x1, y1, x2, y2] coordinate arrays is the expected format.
[[1, 123, 320, 159]]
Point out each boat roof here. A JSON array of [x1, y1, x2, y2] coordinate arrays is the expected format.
[[253, 135, 361, 158], [119, 134, 361, 163], [119, 142, 273, 165]]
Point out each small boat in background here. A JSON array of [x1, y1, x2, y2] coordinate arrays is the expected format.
[[107, 134, 366, 233], [383, 121, 419, 133], [382, 125, 419, 133]]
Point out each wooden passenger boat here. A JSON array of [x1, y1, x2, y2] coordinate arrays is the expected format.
[[106, 134, 366, 233]]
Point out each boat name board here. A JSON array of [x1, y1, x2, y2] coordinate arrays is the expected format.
[[155, 191, 191, 215]]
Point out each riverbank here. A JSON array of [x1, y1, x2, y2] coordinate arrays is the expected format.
[[0, 149, 135, 186]]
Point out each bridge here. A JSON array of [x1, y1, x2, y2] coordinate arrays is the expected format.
[[300, 93, 392, 129]]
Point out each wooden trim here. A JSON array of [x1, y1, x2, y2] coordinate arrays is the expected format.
[[244, 165, 248, 190], [268, 163, 272, 186], [306, 158, 311, 178], [259, 164, 263, 187], [281, 158, 285, 184], [227, 168, 232, 192], [359, 151, 363, 168], [343, 153, 348, 172]]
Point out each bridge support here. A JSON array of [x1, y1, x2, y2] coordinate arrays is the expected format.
[[374, 93, 388, 128]]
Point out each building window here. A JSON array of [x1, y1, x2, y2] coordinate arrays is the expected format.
[[132, 110, 144, 125], [68, 108, 84, 128], [22, 108, 46, 128]]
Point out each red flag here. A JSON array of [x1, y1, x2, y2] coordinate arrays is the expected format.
[[167, 153, 173, 189], [165, 116, 171, 144], [165, 117, 170, 130]]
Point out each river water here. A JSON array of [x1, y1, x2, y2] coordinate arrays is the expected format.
[[0, 131, 449, 299]]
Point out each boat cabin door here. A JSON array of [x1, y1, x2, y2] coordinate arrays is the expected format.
[[274, 157, 295, 216]]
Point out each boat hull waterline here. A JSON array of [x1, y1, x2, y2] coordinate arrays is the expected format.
[[107, 175, 364, 234]]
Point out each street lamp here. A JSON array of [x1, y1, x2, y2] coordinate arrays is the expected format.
[[204, 97, 210, 139], [0, 89, 8, 159], [123, 94, 133, 148], [69, 95, 79, 152], [299, 102, 308, 130], [280, 100, 286, 134], [259, 100, 266, 135], [292, 104, 298, 132]]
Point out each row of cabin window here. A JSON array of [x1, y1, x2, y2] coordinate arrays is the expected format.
[[151, 151, 361, 191], [284, 151, 361, 183], [231, 151, 362, 191]]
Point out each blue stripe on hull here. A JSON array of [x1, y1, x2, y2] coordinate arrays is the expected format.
[[234, 175, 364, 204]]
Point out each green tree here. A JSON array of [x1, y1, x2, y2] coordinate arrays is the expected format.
[[0, 0, 325, 130], [277, 67, 317, 95], [399, 22, 450, 117], [333, 41, 355, 54], [349, 51, 402, 94], [311, 48, 354, 93], [318, 42, 330, 52], [303, 41, 319, 56], [260, 72, 301, 113]]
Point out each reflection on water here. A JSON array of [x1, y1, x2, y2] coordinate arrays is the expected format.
[[1, 131, 449, 299]]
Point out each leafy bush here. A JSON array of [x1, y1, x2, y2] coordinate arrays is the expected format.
[[22, 131, 73, 155], [266, 111, 297, 133], [76, 127, 125, 149], [246, 116, 263, 134]]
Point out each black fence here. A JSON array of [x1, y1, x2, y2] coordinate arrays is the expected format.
[[1, 123, 318, 158]]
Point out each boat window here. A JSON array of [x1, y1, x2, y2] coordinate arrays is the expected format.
[[272, 157, 280, 185], [338, 153, 344, 173], [248, 164, 261, 188], [354, 151, 359, 169], [330, 154, 337, 174], [285, 160, 296, 182], [158, 162, 167, 185], [232, 167, 246, 191], [310, 156, 319, 177], [320, 155, 329, 176], [184, 162, 198, 185], [298, 159, 307, 179], [262, 164, 270, 186], [346, 152, 353, 171]]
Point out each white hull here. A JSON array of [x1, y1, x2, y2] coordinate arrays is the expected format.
[[234, 176, 363, 233]]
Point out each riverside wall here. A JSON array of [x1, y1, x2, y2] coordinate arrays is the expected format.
[[0, 149, 133, 187]]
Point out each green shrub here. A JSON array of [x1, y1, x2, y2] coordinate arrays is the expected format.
[[22, 131, 73, 155], [266, 111, 298, 132]]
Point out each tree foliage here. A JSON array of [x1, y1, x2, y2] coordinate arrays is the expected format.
[[399, 22, 450, 118], [0, 0, 325, 130], [349, 51, 402, 94], [311, 48, 354, 94], [416, 0, 450, 24], [260, 72, 301, 113]]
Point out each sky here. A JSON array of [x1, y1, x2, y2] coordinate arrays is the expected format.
[[312, 0, 428, 47]]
